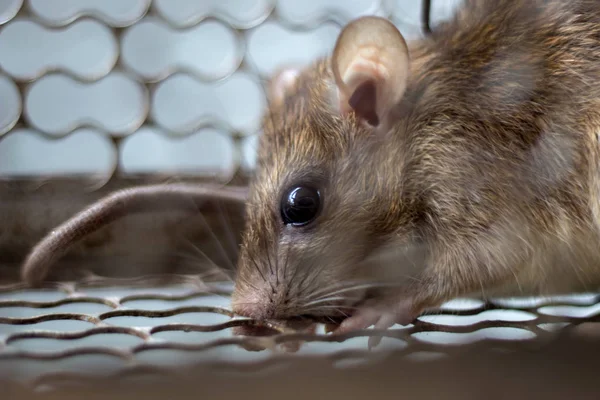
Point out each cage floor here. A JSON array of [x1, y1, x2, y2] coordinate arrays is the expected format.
[[1, 275, 600, 391]]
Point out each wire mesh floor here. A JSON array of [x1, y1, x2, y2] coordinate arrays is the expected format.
[[1, 274, 600, 391]]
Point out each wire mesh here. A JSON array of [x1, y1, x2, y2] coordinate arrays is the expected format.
[[2, 274, 600, 391], [0, 0, 600, 394]]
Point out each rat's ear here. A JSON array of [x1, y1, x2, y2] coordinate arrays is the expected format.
[[268, 66, 301, 107], [332, 16, 410, 127]]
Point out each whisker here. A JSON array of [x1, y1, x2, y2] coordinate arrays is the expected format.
[[238, 279, 261, 293], [214, 199, 241, 265], [197, 266, 232, 279], [248, 252, 267, 282], [303, 296, 348, 308], [285, 241, 302, 295], [275, 239, 281, 286], [188, 209, 237, 272], [279, 242, 294, 301], [303, 305, 359, 311], [300, 256, 334, 294], [295, 256, 322, 299], [305, 277, 418, 303], [321, 282, 400, 298], [303, 280, 360, 301], [180, 237, 233, 281], [262, 236, 276, 281], [301, 306, 356, 318], [304, 281, 391, 302], [249, 251, 276, 292], [228, 301, 261, 306]]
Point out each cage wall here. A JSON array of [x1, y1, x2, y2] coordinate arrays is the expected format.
[[0, 0, 461, 181]]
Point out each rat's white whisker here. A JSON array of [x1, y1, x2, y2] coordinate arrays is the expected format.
[[191, 212, 238, 272], [306, 282, 402, 302], [213, 200, 243, 261], [198, 268, 233, 282], [302, 296, 348, 307], [179, 238, 233, 281], [303, 279, 373, 300], [302, 305, 356, 316]]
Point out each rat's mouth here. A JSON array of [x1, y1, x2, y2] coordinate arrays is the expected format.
[[233, 301, 360, 335], [229, 300, 368, 352], [230, 317, 319, 350]]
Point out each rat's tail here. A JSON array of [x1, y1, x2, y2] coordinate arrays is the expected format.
[[20, 183, 248, 287]]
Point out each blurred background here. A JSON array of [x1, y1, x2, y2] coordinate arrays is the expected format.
[[0, 0, 461, 181]]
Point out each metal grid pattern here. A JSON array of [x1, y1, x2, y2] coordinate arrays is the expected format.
[[1, 275, 600, 390], [1, 0, 600, 394], [0, 0, 459, 180]]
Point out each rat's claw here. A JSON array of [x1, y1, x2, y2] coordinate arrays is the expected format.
[[334, 296, 420, 349], [325, 323, 340, 334], [336, 308, 382, 333], [368, 313, 398, 349]]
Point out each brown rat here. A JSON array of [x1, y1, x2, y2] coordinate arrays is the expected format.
[[17, 0, 600, 347], [231, 0, 600, 340]]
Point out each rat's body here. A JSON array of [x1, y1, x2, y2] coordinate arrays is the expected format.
[[18, 0, 600, 339], [232, 0, 600, 332]]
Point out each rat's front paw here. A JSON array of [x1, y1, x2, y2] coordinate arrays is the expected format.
[[333, 296, 421, 349]]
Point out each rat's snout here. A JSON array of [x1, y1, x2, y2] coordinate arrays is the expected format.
[[231, 279, 294, 320], [231, 270, 358, 321]]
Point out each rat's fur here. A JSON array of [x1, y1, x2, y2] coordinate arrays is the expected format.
[[16, 0, 600, 335], [231, 0, 600, 326]]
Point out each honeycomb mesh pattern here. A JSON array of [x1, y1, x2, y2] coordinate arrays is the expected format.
[[0, 0, 444, 180], [1, 275, 600, 390], [0, 0, 600, 393]]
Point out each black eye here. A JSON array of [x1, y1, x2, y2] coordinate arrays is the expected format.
[[280, 186, 321, 226]]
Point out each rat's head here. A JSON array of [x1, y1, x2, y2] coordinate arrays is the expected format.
[[232, 17, 421, 321]]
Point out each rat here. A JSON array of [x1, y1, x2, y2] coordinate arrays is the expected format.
[[18, 0, 600, 347]]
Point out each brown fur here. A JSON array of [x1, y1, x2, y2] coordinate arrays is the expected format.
[[232, 0, 600, 322]]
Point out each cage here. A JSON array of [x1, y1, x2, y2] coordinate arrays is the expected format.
[[0, 0, 599, 397]]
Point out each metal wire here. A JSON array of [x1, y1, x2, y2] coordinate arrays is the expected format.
[[422, 0, 432, 35], [1, 273, 600, 390]]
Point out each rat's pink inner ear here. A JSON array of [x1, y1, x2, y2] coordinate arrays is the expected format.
[[332, 16, 410, 127], [269, 67, 301, 106]]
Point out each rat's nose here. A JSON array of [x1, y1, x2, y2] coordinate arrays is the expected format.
[[231, 284, 290, 320]]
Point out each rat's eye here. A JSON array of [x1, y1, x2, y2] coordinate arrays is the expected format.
[[280, 186, 321, 226]]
